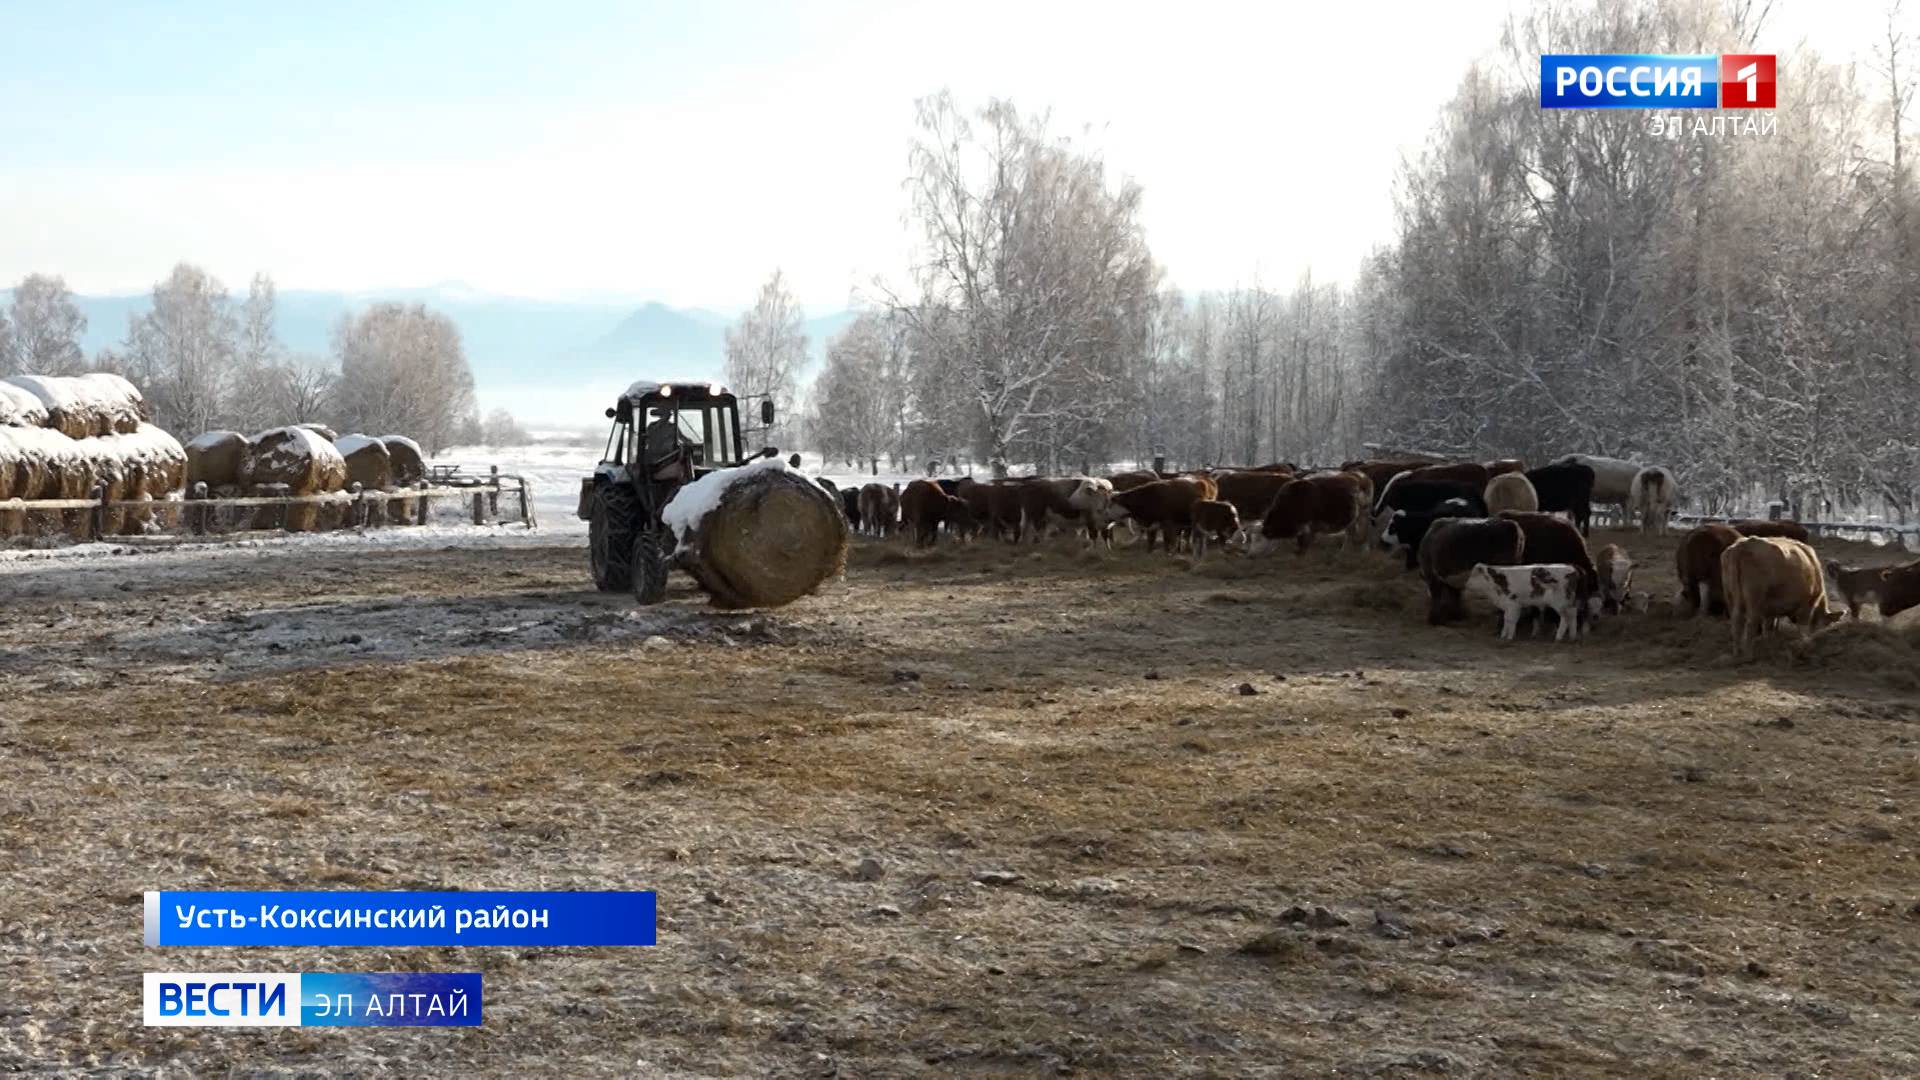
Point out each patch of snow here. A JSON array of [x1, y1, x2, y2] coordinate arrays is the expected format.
[[335, 434, 381, 457], [3, 372, 142, 414], [0, 382, 49, 426], [381, 434, 424, 459], [661, 455, 793, 542], [185, 429, 241, 452], [623, 380, 662, 399]]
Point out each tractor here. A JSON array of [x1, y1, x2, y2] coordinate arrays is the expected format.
[[577, 380, 774, 603]]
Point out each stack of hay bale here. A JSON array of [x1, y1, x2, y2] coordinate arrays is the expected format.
[[183, 426, 427, 532], [0, 374, 185, 539]]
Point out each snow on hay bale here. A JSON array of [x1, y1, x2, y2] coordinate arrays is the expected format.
[[331, 434, 393, 526], [93, 424, 187, 533], [0, 426, 89, 536], [380, 435, 426, 523], [242, 426, 348, 531], [662, 455, 849, 609], [185, 430, 249, 492], [1, 373, 146, 437], [0, 382, 49, 427]]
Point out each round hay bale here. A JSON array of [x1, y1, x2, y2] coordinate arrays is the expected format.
[[335, 436, 393, 527], [297, 421, 340, 442], [664, 458, 849, 609], [186, 430, 248, 491], [380, 435, 426, 524], [0, 382, 49, 428], [242, 426, 348, 495], [1, 373, 145, 437], [98, 424, 186, 531]]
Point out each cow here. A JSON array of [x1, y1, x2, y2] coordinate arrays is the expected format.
[[1190, 499, 1243, 560], [899, 479, 974, 547], [1523, 462, 1596, 535], [839, 487, 863, 531], [1249, 462, 1298, 474], [857, 483, 900, 537], [1467, 563, 1588, 642], [1106, 469, 1159, 493], [1212, 469, 1296, 524], [1483, 472, 1539, 515], [1497, 511, 1597, 629], [1629, 466, 1678, 535], [1823, 557, 1920, 619], [1343, 459, 1430, 500], [1484, 458, 1527, 478], [1721, 537, 1838, 658], [1371, 480, 1487, 542], [1728, 518, 1812, 543], [1250, 473, 1371, 556], [1418, 517, 1527, 625], [1399, 461, 1492, 495], [1596, 543, 1635, 616], [1676, 523, 1744, 616], [1553, 454, 1641, 524], [1104, 476, 1216, 554], [1379, 498, 1481, 570], [977, 480, 1031, 543], [1064, 477, 1119, 548]]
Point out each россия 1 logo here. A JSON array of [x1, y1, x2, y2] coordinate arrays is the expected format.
[[1541, 54, 1775, 109]]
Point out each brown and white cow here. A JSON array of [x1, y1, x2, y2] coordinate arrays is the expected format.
[[1466, 563, 1588, 642], [1721, 536, 1839, 658], [1103, 476, 1217, 554], [1249, 472, 1370, 556], [1190, 499, 1243, 561], [1823, 557, 1920, 619], [899, 479, 974, 547], [1595, 543, 1635, 616], [1211, 469, 1295, 526]]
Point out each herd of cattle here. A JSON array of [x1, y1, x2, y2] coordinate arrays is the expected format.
[[816, 454, 1918, 658]]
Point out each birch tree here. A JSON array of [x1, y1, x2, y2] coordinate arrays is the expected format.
[[723, 271, 808, 450], [7, 274, 88, 376]]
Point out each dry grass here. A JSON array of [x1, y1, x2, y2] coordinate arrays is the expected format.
[[0, 527, 1916, 1075]]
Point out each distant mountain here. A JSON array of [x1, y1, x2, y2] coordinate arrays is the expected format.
[[13, 284, 860, 425]]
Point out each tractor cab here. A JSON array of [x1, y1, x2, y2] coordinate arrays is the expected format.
[[578, 379, 775, 602]]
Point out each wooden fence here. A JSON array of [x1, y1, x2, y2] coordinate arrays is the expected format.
[[1, 469, 537, 544]]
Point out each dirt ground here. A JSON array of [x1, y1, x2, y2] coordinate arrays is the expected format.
[[1, 525, 1916, 1076]]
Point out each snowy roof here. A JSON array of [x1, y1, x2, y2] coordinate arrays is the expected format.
[[621, 380, 731, 403], [661, 455, 790, 542]]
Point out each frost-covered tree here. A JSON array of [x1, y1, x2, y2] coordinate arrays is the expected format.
[[723, 271, 808, 451], [123, 264, 240, 436], [331, 303, 475, 452], [807, 312, 908, 473], [7, 273, 88, 376]]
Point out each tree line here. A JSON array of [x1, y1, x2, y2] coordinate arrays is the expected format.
[[803, 0, 1920, 522], [0, 265, 507, 451]]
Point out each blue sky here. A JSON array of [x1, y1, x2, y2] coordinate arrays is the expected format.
[[0, 0, 1886, 309]]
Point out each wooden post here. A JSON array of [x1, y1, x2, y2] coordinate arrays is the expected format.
[[347, 482, 364, 528], [489, 465, 500, 516], [88, 484, 107, 540], [472, 491, 486, 525], [416, 481, 431, 526], [517, 477, 535, 529], [188, 482, 208, 535]]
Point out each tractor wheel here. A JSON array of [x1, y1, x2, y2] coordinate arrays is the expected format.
[[631, 528, 671, 605], [589, 485, 637, 592]]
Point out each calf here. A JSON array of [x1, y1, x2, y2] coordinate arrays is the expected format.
[[1380, 498, 1480, 570], [1497, 511, 1598, 628], [1250, 472, 1370, 556], [857, 483, 900, 537], [1728, 518, 1811, 543], [1467, 563, 1587, 642], [1722, 537, 1838, 658], [1105, 476, 1216, 554], [1523, 462, 1596, 535], [1483, 472, 1539, 515], [1676, 523, 1743, 615], [1823, 557, 1920, 619], [1595, 543, 1635, 615], [1629, 466, 1678, 535], [839, 487, 863, 531], [1418, 517, 1526, 624], [899, 479, 973, 547], [1190, 499, 1243, 560]]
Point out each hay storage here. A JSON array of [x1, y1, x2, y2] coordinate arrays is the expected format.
[[663, 457, 849, 609], [242, 426, 348, 531], [0, 382, 49, 428], [98, 424, 187, 533]]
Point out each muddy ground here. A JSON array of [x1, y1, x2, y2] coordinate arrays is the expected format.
[[1, 527, 1916, 1076]]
